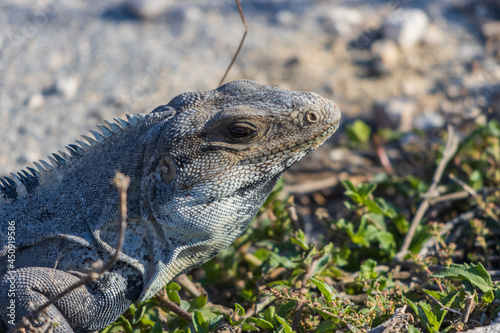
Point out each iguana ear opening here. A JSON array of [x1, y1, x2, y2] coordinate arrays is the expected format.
[[159, 156, 176, 184]]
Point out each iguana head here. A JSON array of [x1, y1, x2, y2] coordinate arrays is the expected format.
[[149, 80, 341, 201], [138, 80, 340, 302]]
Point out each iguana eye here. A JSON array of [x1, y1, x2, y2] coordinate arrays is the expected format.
[[228, 123, 256, 141]]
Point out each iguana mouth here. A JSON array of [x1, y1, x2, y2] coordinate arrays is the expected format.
[[239, 120, 340, 165]]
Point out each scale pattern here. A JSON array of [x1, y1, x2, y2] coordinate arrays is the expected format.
[[0, 80, 341, 332]]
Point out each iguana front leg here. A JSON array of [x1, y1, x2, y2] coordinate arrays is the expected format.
[[0, 267, 133, 332]]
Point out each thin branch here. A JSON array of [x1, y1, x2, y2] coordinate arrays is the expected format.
[[428, 190, 470, 205], [156, 289, 193, 323], [219, 0, 248, 86], [462, 294, 475, 324], [368, 306, 413, 333], [174, 274, 202, 298], [396, 125, 459, 262], [373, 133, 394, 174], [426, 293, 462, 315], [449, 173, 478, 199], [9, 172, 130, 333]]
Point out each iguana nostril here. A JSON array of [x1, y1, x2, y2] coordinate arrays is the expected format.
[[306, 111, 320, 123]]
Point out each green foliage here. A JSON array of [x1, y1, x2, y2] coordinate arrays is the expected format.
[[346, 120, 372, 145], [432, 263, 494, 293], [104, 120, 500, 332]]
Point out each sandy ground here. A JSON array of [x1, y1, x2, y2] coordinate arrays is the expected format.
[[1, 0, 499, 176]]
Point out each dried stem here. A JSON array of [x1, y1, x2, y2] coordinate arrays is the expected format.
[[396, 125, 459, 263], [156, 289, 193, 323], [219, 0, 248, 86]]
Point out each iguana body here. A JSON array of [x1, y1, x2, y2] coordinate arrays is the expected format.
[[0, 80, 340, 332]]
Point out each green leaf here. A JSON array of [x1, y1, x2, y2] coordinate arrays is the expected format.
[[407, 300, 439, 331], [359, 259, 377, 280], [373, 231, 396, 252], [487, 120, 500, 137], [289, 269, 306, 285], [166, 282, 182, 305], [235, 303, 245, 317], [192, 310, 209, 333], [188, 294, 208, 311], [246, 317, 274, 330], [150, 322, 163, 333], [309, 278, 335, 303], [470, 170, 482, 183], [358, 183, 377, 201], [314, 319, 337, 333], [432, 263, 494, 292], [482, 289, 495, 304], [132, 304, 147, 324], [341, 179, 357, 192], [347, 120, 371, 143], [275, 314, 293, 333], [311, 252, 331, 276], [119, 316, 133, 333], [241, 323, 260, 331], [423, 290, 460, 328], [407, 325, 420, 333], [263, 306, 276, 323], [269, 251, 296, 269], [208, 315, 226, 331], [364, 199, 384, 215], [291, 230, 309, 250]]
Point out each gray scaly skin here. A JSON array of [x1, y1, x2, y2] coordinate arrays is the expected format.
[[0, 80, 341, 332]]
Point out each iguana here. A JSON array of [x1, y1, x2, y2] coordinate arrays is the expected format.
[[0, 80, 341, 332]]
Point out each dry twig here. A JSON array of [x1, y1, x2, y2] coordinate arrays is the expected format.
[[156, 289, 193, 323], [174, 274, 203, 298], [396, 125, 460, 263], [368, 305, 413, 333], [219, 0, 248, 86]]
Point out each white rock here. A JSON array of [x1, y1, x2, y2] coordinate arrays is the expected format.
[[276, 10, 296, 26], [423, 24, 444, 45], [125, 0, 173, 20], [383, 9, 429, 50], [55, 76, 80, 100], [319, 6, 363, 37], [26, 93, 45, 110], [371, 39, 400, 67], [414, 112, 445, 130]]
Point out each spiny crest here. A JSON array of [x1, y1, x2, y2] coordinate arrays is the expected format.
[[0, 113, 148, 199]]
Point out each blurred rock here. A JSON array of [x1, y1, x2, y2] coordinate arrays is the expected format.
[[124, 0, 173, 20], [319, 6, 363, 37], [371, 39, 400, 68], [423, 24, 444, 45], [414, 112, 445, 130], [446, 84, 464, 100], [482, 21, 500, 38], [383, 9, 429, 50], [372, 40, 400, 66], [54, 76, 80, 100], [25, 93, 45, 110], [373, 98, 417, 131], [276, 10, 296, 26]]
